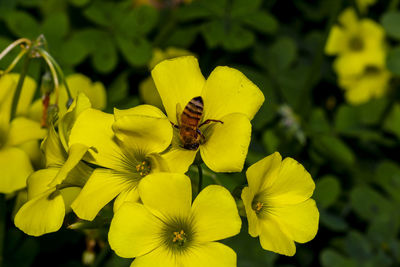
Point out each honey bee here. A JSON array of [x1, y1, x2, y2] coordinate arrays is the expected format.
[[172, 96, 223, 150]]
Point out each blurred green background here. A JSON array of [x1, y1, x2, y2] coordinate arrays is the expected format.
[[1, 0, 400, 266]]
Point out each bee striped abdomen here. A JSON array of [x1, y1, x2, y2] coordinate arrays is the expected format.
[[180, 96, 203, 128]]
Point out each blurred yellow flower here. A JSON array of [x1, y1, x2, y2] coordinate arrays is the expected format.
[[356, 0, 377, 13], [69, 105, 173, 220], [241, 152, 319, 256], [325, 8, 386, 77], [14, 94, 93, 236], [339, 65, 391, 104], [0, 74, 46, 194], [140, 47, 193, 110], [152, 56, 264, 173], [29, 73, 107, 122], [109, 173, 241, 267]]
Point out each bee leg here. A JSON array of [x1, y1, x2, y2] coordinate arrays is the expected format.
[[170, 121, 180, 129], [197, 129, 206, 144], [199, 119, 223, 127]]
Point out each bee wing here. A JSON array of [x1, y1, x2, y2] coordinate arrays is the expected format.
[[176, 102, 182, 125]]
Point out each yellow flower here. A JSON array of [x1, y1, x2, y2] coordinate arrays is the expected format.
[[69, 105, 173, 220], [356, 0, 377, 13], [0, 74, 46, 194], [29, 73, 107, 122], [109, 173, 241, 267], [140, 47, 194, 110], [14, 94, 93, 236], [339, 65, 391, 104], [152, 56, 264, 173], [241, 152, 319, 256], [325, 8, 386, 77]]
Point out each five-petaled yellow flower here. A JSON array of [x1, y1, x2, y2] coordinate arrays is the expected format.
[[152, 56, 264, 173], [325, 8, 386, 77], [14, 94, 93, 236], [109, 173, 241, 267], [69, 105, 173, 220], [0, 74, 46, 193], [241, 152, 319, 256]]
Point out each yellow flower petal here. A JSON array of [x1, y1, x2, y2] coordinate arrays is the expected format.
[[0, 147, 33, 193], [271, 199, 319, 244], [27, 168, 59, 199], [325, 26, 347, 55], [191, 185, 241, 242], [151, 56, 205, 124], [333, 53, 367, 77], [113, 187, 140, 213], [71, 168, 134, 221], [130, 246, 176, 267], [69, 108, 124, 170], [48, 143, 89, 187], [263, 157, 315, 206], [114, 104, 166, 120], [18, 139, 44, 169], [112, 113, 172, 154], [338, 8, 358, 31], [180, 242, 237, 267], [200, 113, 251, 172], [58, 92, 92, 150], [60, 187, 81, 213], [138, 172, 192, 221], [259, 215, 296, 256], [5, 117, 46, 147], [109, 202, 163, 258], [42, 125, 67, 168], [161, 144, 197, 173], [241, 186, 260, 237], [202, 66, 264, 121], [245, 152, 282, 193], [14, 190, 65, 236]]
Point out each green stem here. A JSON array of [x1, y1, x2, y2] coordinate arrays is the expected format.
[[91, 244, 109, 267], [10, 50, 32, 121], [0, 194, 6, 267], [197, 164, 203, 195]]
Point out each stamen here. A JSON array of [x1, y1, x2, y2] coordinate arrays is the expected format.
[[135, 160, 151, 177], [172, 230, 187, 246], [252, 201, 264, 214]]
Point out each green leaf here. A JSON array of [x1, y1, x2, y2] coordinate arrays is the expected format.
[[165, 26, 199, 48], [344, 231, 372, 262], [311, 135, 355, 166], [90, 32, 117, 73], [108, 71, 130, 106], [3, 11, 40, 39], [230, 0, 262, 18], [383, 103, 400, 139], [59, 37, 89, 66], [202, 20, 254, 51], [314, 175, 341, 209], [375, 161, 400, 203], [320, 210, 348, 232], [117, 6, 158, 38], [386, 46, 400, 76], [320, 249, 357, 267], [262, 130, 279, 154], [267, 37, 297, 71], [116, 36, 152, 67], [69, 0, 91, 7], [307, 108, 331, 135], [350, 186, 393, 222], [41, 13, 69, 41], [239, 11, 278, 34], [83, 1, 115, 27], [381, 12, 400, 40]]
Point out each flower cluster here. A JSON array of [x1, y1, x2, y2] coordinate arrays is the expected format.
[[5, 54, 319, 265], [325, 8, 391, 104]]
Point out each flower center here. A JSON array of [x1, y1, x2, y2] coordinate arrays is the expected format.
[[252, 201, 264, 214], [172, 230, 187, 246], [136, 160, 151, 177], [348, 36, 364, 51], [364, 65, 380, 76]]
